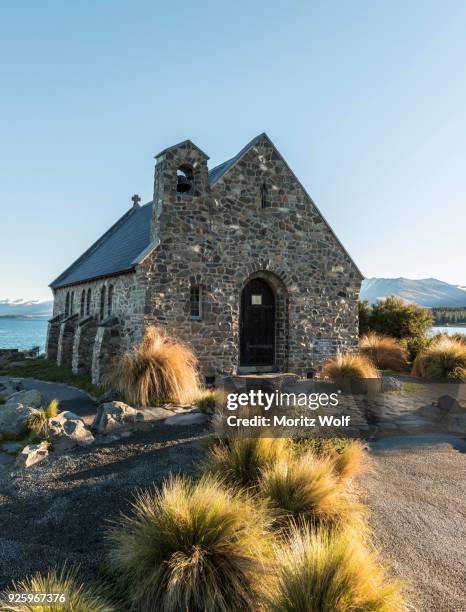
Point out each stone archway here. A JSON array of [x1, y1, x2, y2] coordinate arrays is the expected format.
[[238, 270, 289, 372]]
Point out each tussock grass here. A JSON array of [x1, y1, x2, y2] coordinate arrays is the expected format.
[[260, 452, 363, 529], [194, 389, 224, 414], [27, 400, 60, 438], [2, 567, 114, 611], [321, 353, 380, 380], [201, 437, 291, 489], [46, 399, 59, 418], [412, 336, 466, 381], [106, 326, 200, 406], [268, 524, 404, 612], [291, 438, 367, 483], [359, 332, 408, 371], [107, 475, 273, 612]]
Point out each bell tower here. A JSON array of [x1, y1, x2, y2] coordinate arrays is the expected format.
[[151, 139, 210, 242]]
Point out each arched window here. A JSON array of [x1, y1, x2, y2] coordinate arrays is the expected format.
[[70, 291, 74, 314], [176, 164, 193, 194], [107, 284, 114, 316], [86, 288, 91, 315], [100, 286, 106, 321], [260, 183, 269, 209], [80, 290, 85, 317], [65, 292, 70, 317]]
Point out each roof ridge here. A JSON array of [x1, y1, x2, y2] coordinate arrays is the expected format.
[[208, 133, 268, 185]]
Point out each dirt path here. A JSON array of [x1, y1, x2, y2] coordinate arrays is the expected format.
[[362, 437, 466, 612]]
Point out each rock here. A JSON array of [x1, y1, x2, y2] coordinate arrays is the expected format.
[[92, 401, 145, 434], [164, 412, 209, 426], [49, 411, 94, 449], [98, 389, 122, 403], [382, 377, 403, 392], [437, 395, 464, 413], [0, 389, 43, 435], [16, 442, 49, 467], [0, 379, 24, 399]]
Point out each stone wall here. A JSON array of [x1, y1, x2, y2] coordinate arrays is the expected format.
[[143, 136, 362, 380]]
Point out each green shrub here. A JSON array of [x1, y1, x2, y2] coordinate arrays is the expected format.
[[412, 336, 466, 381], [0, 395, 5, 405], [268, 524, 404, 612], [259, 452, 363, 529], [107, 475, 272, 612], [358, 299, 372, 335], [399, 335, 432, 362], [2, 567, 114, 611], [368, 296, 433, 339], [201, 437, 291, 489]]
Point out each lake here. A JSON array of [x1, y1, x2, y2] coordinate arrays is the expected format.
[[0, 317, 49, 352], [0, 319, 464, 356]]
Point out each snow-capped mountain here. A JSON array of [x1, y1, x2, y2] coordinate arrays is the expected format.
[[0, 299, 53, 317], [360, 278, 466, 307]]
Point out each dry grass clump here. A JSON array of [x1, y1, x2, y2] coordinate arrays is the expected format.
[[268, 524, 404, 612], [412, 336, 466, 381], [2, 567, 114, 611], [202, 436, 291, 489], [259, 452, 363, 529], [291, 438, 367, 483], [359, 332, 408, 371], [194, 389, 224, 414], [107, 475, 272, 612], [321, 353, 380, 381], [106, 326, 200, 406]]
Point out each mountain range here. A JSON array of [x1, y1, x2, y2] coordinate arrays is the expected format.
[[1, 278, 465, 317], [0, 299, 53, 317], [360, 278, 466, 307]]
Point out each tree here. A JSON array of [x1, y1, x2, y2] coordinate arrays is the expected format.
[[369, 296, 433, 339]]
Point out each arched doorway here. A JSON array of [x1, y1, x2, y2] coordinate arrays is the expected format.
[[240, 278, 275, 367]]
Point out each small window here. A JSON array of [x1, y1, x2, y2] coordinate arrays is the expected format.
[[70, 291, 74, 314], [86, 288, 91, 315], [260, 183, 270, 209], [251, 294, 262, 305], [80, 290, 85, 317], [100, 286, 106, 321], [190, 286, 202, 319], [107, 284, 114, 316], [65, 292, 70, 317], [177, 164, 193, 194]]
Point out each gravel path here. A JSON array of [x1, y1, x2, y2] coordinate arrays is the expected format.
[[362, 436, 466, 612], [0, 422, 208, 589]]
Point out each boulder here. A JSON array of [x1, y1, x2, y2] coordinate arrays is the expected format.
[[92, 401, 144, 434], [16, 442, 49, 468], [0, 379, 24, 399], [48, 411, 94, 449], [0, 389, 43, 435]]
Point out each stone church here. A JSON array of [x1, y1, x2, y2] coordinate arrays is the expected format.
[[46, 133, 363, 384]]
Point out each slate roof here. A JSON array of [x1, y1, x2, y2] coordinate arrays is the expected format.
[[49, 203, 154, 288]]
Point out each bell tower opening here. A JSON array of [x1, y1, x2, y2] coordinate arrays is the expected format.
[[176, 164, 194, 193]]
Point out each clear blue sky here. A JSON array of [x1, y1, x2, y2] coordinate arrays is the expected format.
[[1, 1, 465, 300]]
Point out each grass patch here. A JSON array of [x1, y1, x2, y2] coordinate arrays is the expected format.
[[269, 524, 404, 611], [0, 359, 104, 397], [0, 395, 5, 405], [194, 389, 224, 414], [201, 437, 291, 489], [359, 332, 408, 371], [412, 336, 466, 381], [106, 326, 200, 407], [107, 474, 272, 612], [321, 353, 380, 380], [2, 567, 115, 611]]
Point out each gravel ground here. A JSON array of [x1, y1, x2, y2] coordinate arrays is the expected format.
[[362, 437, 466, 612], [0, 422, 208, 589]]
